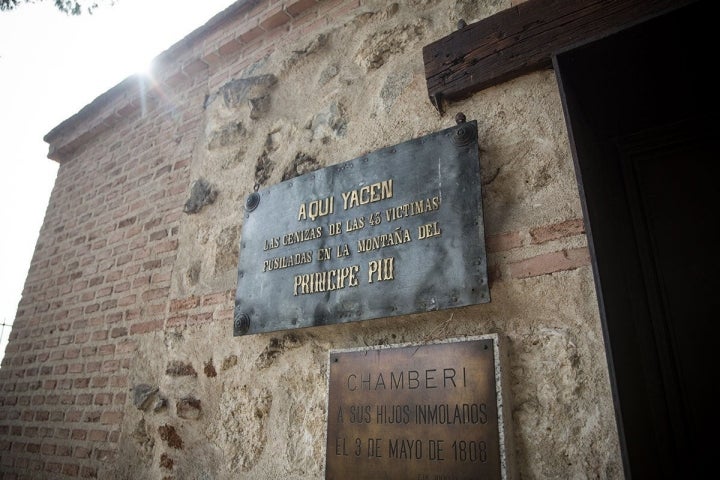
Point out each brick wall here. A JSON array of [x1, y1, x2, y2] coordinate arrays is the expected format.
[[0, 3, 360, 477]]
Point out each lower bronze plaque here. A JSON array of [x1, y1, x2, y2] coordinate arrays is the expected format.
[[326, 336, 508, 480]]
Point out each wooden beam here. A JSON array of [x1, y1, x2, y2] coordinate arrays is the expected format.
[[423, 0, 698, 113]]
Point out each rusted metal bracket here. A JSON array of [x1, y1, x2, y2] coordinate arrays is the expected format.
[[423, 0, 698, 114]]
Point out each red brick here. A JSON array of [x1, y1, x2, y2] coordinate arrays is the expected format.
[[170, 296, 200, 312], [100, 411, 123, 425], [82, 347, 98, 358], [74, 446, 92, 459], [88, 429, 108, 442], [530, 218, 585, 244], [508, 247, 591, 279], [285, 0, 318, 17], [41, 443, 57, 455], [26, 442, 41, 453], [486, 231, 523, 253], [109, 375, 128, 388], [142, 287, 169, 301], [90, 377, 108, 388], [98, 344, 115, 356], [202, 291, 230, 306], [81, 466, 98, 478], [55, 445, 72, 457], [238, 20, 265, 43], [62, 463, 80, 476], [130, 320, 163, 335], [101, 360, 119, 373], [110, 327, 128, 338], [260, 4, 292, 30], [116, 340, 137, 354], [188, 312, 213, 326], [217, 38, 244, 57], [74, 378, 90, 388], [152, 240, 178, 254], [182, 58, 208, 76], [91, 330, 108, 341]]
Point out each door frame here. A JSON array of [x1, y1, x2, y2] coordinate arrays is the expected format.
[[552, 2, 712, 477]]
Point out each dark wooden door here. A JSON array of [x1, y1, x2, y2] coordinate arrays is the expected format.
[[554, 1, 716, 477]]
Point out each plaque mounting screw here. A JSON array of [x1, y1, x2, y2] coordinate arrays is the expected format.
[[457, 19, 467, 30], [234, 311, 250, 335], [452, 122, 474, 146], [455, 112, 466, 124], [245, 192, 260, 212]]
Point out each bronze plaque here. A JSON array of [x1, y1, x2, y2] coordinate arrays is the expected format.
[[326, 337, 504, 480], [234, 122, 489, 336]]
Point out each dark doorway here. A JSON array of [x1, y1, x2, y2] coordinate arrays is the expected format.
[[554, 1, 716, 478]]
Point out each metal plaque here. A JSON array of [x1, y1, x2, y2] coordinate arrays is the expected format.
[[326, 337, 505, 480], [234, 121, 488, 335]]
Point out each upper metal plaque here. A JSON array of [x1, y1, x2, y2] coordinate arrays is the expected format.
[[234, 121, 488, 335]]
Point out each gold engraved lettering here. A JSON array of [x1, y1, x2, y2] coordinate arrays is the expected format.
[[263, 237, 280, 251], [293, 265, 360, 296], [346, 367, 465, 391], [328, 222, 342, 236], [415, 403, 488, 425], [342, 179, 393, 210], [282, 226, 323, 246], [345, 216, 365, 232], [384, 195, 441, 222], [368, 257, 395, 283], [357, 228, 411, 253], [336, 244, 350, 258], [298, 195, 334, 221], [263, 251, 313, 272], [417, 221, 442, 240], [318, 247, 332, 261]]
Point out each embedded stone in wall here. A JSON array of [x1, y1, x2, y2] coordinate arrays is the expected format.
[[309, 102, 347, 141], [132, 419, 155, 460], [355, 19, 429, 70], [176, 397, 202, 420], [284, 33, 329, 69], [214, 225, 240, 274], [208, 121, 246, 150], [165, 360, 197, 377], [186, 260, 201, 287], [209, 384, 272, 472], [160, 453, 174, 470], [380, 71, 414, 111], [183, 178, 218, 214], [318, 64, 339, 85], [158, 424, 183, 450], [281, 152, 319, 181], [133, 384, 159, 411], [204, 359, 217, 378], [221, 355, 238, 371], [255, 334, 302, 369], [219, 74, 278, 120], [255, 152, 274, 185]]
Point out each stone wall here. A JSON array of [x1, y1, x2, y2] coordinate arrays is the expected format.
[[0, 1, 622, 478]]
